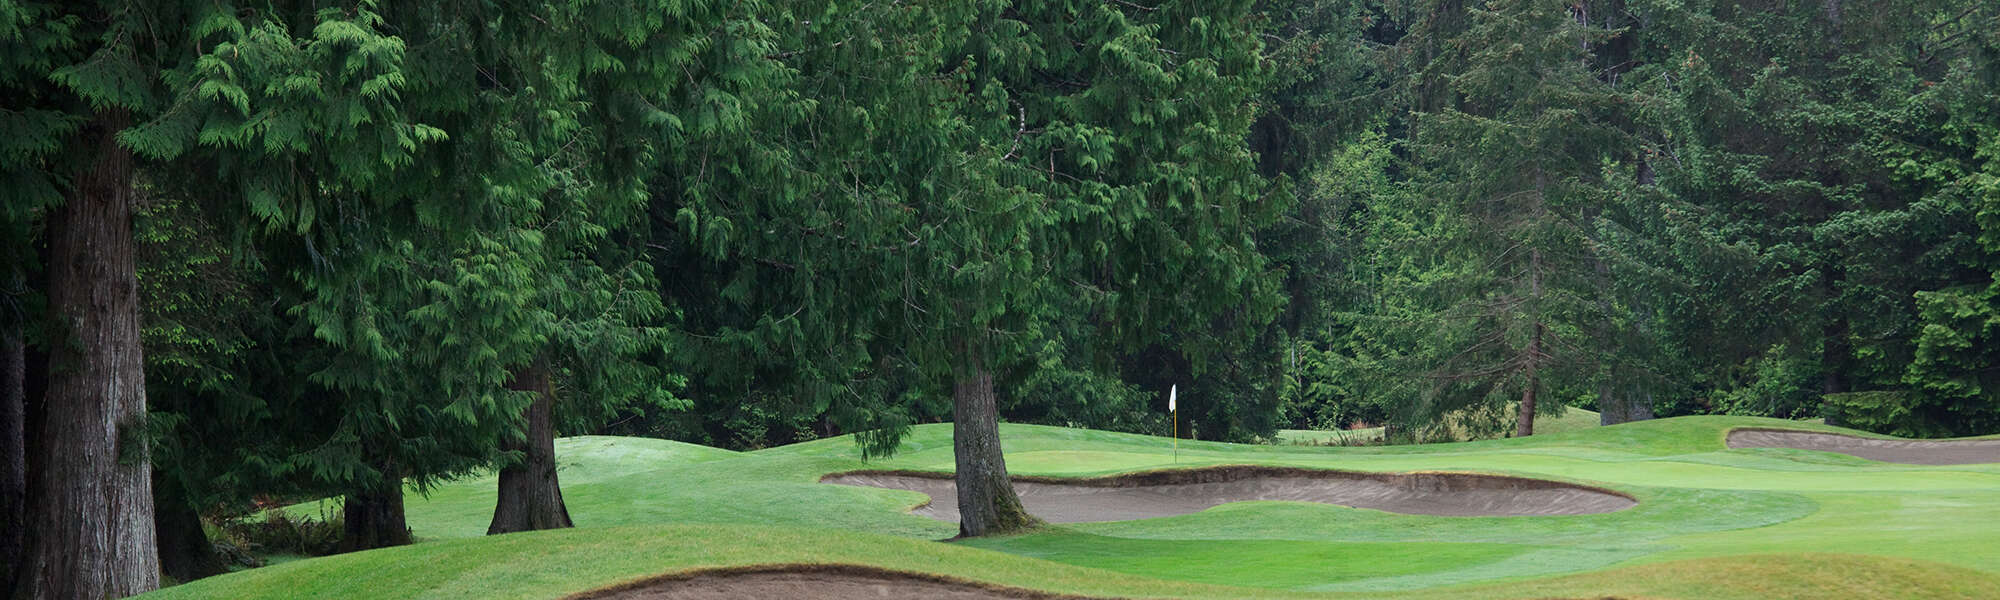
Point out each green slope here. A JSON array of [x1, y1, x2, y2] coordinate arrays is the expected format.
[[160, 416, 2000, 599]]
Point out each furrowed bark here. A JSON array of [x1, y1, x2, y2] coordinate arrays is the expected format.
[[1632, 389, 1654, 421], [951, 369, 1036, 537], [15, 110, 162, 599], [1, 284, 24, 594], [152, 476, 224, 583], [339, 458, 411, 553], [487, 360, 573, 535]]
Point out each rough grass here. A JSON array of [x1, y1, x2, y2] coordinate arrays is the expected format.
[[155, 416, 2000, 599], [1278, 406, 1603, 446]]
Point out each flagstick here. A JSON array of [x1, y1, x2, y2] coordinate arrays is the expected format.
[[1169, 384, 1178, 464]]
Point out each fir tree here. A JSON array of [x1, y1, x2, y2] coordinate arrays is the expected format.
[[1375, 0, 1642, 437]]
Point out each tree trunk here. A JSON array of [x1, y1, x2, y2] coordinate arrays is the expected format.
[[1589, 251, 1627, 427], [1820, 264, 1848, 424], [1517, 243, 1544, 438], [1600, 383, 1655, 425], [1, 295, 24, 593], [14, 110, 161, 599], [487, 360, 572, 535], [1821, 367, 1848, 426], [952, 369, 1035, 537], [152, 476, 224, 584], [1517, 325, 1542, 438], [339, 458, 411, 553], [1598, 382, 1626, 426]]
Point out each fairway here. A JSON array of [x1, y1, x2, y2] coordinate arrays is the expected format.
[[142, 416, 2000, 599]]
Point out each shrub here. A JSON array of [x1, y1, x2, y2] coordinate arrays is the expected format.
[[223, 505, 344, 558]]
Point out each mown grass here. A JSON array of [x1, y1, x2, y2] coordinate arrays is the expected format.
[[141, 525, 2000, 600], [160, 415, 2000, 599]]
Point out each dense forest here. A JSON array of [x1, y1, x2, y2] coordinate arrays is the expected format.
[[1, 0, 1996, 596]]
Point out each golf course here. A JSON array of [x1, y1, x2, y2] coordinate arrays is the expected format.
[[136, 415, 2000, 599], [8, 2, 1999, 598]]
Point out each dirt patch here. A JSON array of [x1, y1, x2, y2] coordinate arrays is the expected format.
[[823, 465, 1635, 523], [1727, 428, 2000, 465], [567, 564, 1113, 600]]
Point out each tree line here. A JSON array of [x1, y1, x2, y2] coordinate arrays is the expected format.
[[1, 0, 1995, 597]]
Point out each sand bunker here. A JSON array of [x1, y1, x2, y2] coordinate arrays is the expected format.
[[1727, 428, 2000, 465], [823, 465, 1635, 522], [569, 565, 1107, 600]]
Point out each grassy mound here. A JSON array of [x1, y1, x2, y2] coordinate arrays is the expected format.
[[156, 416, 2000, 599]]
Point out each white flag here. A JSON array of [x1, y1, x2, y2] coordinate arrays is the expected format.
[[1169, 384, 1177, 412]]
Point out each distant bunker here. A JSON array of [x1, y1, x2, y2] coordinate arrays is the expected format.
[[571, 565, 1106, 600], [822, 465, 1636, 522], [1728, 428, 2000, 466]]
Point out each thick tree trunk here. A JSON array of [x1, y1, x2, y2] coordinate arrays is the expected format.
[[1821, 367, 1847, 396], [1821, 367, 1848, 426], [487, 361, 572, 535], [952, 369, 1036, 537], [1588, 251, 1628, 427], [1632, 389, 1655, 421], [14, 111, 161, 599], [1598, 382, 1626, 426], [1, 299, 24, 593], [152, 476, 224, 584], [1599, 384, 1655, 425], [339, 459, 411, 553], [1820, 264, 1848, 424]]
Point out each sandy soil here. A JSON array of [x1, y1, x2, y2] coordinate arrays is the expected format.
[[1727, 428, 2000, 465], [570, 566, 1107, 600], [823, 465, 1635, 523]]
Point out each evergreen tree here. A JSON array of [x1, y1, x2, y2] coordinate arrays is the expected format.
[[130, 188, 269, 581], [1620, 0, 1995, 428], [1901, 9, 2000, 435], [1252, 0, 1402, 435], [659, 0, 1279, 536], [0, 2, 421, 593], [932, 0, 1280, 533], [1373, 0, 1641, 437], [0, 2, 712, 579], [484, 0, 775, 534]]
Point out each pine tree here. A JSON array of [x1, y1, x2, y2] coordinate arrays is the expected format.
[[1377, 0, 1642, 437], [1618, 0, 1996, 428], [1252, 0, 1401, 435], [1901, 9, 2000, 435]]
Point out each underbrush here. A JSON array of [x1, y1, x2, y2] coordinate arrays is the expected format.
[[221, 505, 345, 558], [1290, 429, 1384, 447]]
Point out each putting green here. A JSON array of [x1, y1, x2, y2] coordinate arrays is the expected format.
[[154, 416, 2000, 599]]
